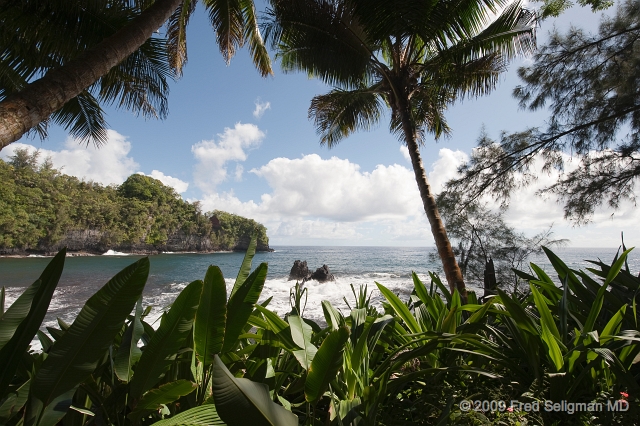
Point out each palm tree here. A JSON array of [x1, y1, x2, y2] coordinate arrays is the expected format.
[[0, 0, 271, 149], [264, 0, 536, 298]]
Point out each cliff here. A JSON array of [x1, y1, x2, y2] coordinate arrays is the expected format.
[[0, 153, 270, 255]]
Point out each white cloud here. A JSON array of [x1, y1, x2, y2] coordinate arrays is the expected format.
[[147, 170, 189, 193], [400, 146, 411, 163], [191, 123, 265, 192], [250, 154, 423, 221], [234, 164, 244, 181], [253, 99, 271, 118], [0, 130, 138, 185]]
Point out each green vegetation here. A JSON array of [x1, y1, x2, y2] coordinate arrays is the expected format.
[[264, 0, 535, 298], [0, 235, 638, 425], [0, 149, 269, 253]]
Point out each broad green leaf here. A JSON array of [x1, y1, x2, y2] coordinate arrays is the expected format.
[[322, 300, 343, 330], [153, 405, 226, 425], [496, 289, 539, 335], [540, 323, 564, 372], [212, 355, 298, 426], [37, 330, 53, 352], [130, 279, 202, 400], [114, 297, 144, 382], [351, 316, 374, 369], [128, 380, 197, 420], [429, 272, 451, 303], [230, 231, 258, 299], [0, 249, 65, 394], [375, 282, 420, 334], [223, 263, 268, 352], [305, 327, 350, 403], [254, 305, 289, 333], [601, 305, 627, 343], [441, 307, 458, 334], [530, 284, 561, 340], [25, 256, 148, 426], [0, 378, 30, 423], [604, 248, 633, 286], [195, 266, 227, 366], [288, 315, 317, 370]]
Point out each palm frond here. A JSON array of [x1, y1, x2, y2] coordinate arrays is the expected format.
[[309, 87, 383, 147], [240, 0, 272, 76], [97, 37, 172, 120], [203, 0, 245, 64], [51, 91, 109, 146], [166, 0, 197, 77], [264, 0, 379, 88]]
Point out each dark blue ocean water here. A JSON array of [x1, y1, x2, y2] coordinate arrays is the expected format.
[[1, 246, 636, 334]]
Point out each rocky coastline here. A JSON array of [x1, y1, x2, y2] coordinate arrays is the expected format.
[[0, 228, 273, 257]]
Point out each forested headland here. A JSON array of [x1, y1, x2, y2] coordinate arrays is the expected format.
[[0, 149, 270, 255]]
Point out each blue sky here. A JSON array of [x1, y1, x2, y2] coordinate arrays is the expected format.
[[2, 2, 637, 247]]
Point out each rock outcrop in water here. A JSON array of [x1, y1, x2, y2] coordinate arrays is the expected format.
[[288, 261, 335, 282], [289, 260, 310, 281]]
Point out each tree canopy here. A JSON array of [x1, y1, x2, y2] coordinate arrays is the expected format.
[[0, 149, 269, 252], [448, 0, 640, 224]]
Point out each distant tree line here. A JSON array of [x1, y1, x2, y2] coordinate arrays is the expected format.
[[0, 148, 268, 253]]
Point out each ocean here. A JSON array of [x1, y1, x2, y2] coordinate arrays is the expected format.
[[1, 246, 637, 344]]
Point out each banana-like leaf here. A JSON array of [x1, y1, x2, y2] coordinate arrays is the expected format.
[[230, 231, 258, 299], [288, 314, 317, 370], [128, 380, 197, 420], [530, 284, 561, 340], [114, 297, 144, 382], [129, 279, 203, 400], [195, 266, 227, 366], [0, 378, 30, 423], [376, 282, 421, 334], [25, 257, 148, 426], [305, 326, 350, 403], [212, 355, 298, 426], [222, 263, 268, 353], [322, 300, 344, 330], [153, 404, 226, 425], [0, 249, 65, 394]]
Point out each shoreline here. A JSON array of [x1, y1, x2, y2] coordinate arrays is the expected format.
[[0, 248, 274, 258]]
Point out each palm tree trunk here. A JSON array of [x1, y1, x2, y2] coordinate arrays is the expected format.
[[0, 0, 183, 149], [397, 103, 467, 301]]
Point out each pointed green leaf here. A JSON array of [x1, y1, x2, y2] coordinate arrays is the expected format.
[[496, 289, 539, 335], [605, 248, 633, 286], [601, 305, 627, 343], [288, 315, 317, 370], [305, 327, 350, 403], [230, 231, 258, 299], [530, 283, 561, 340], [25, 256, 147, 426], [130, 279, 202, 400], [129, 380, 197, 420], [223, 263, 267, 353], [114, 297, 144, 382], [0, 249, 65, 394], [212, 355, 298, 426], [376, 282, 420, 334], [195, 266, 227, 366], [153, 404, 227, 425]]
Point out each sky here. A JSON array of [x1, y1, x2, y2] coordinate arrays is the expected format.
[[1, 2, 637, 248]]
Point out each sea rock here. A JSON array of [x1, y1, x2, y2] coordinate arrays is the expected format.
[[289, 260, 310, 281], [310, 264, 335, 282]]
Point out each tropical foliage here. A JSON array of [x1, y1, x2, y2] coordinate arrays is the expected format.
[[0, 151, 268, 253], [1, 232, 638, 425], [263, 0, 536, 298]]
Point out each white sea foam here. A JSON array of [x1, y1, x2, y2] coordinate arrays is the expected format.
[[102, 250, 130, 256]]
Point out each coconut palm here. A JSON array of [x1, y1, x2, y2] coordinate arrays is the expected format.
[[0, 0, 271, 148], [264, 0, 536, 298]]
